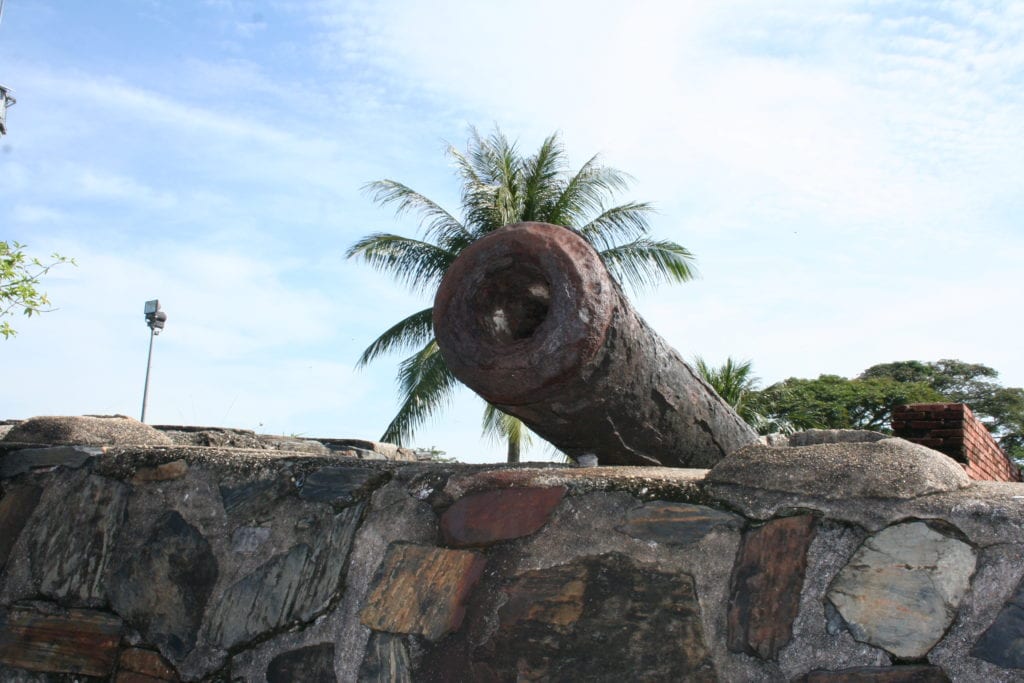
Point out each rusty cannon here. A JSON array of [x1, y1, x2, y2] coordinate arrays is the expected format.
[[433, 222, 759, 468]]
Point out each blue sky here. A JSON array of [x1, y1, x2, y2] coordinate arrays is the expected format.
[[2, 1, 1022, 463]]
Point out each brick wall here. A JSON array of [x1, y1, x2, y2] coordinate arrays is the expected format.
[[892, 403, 1021, 482]]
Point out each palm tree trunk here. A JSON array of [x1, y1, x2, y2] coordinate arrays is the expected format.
[[506, 436, 520, 464]]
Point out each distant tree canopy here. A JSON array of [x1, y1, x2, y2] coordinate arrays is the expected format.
[[750, 359, 1024, 461]]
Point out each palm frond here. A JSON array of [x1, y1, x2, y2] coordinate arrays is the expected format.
[[345, 233, 456, 291], [548, 155, 633, 226], [577, 201, 656, 249], [599, 238, 698, 291], [521, 133, 566, 221], [481, 403, 533, 449], [362, 179, 469, 250], [381, 340, 459, 445], [356, 307, 434, 368]]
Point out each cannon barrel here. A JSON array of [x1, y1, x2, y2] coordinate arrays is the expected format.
[[433, 222, 758, 468]]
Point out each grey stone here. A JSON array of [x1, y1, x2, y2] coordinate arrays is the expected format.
[[3, 415, 172, 446], [154, 425, 264, 448], [219, 477, 290, 521], [231, 526, 271, 553], [971, 573, 1024, 668], [267, 643, 336, 683], [298, 467, 385, 506], [359, 633, 412, 683], [617, 501, 741, 545], [211, 504, 363, 649], [27, 473, 129, 605], [109, 510, 218, 663], [789, 429, 888, 447], [828, 521, 976, 658], [0, 446, 101, 478], [0, 486, 41, 571], [707, 438, 970, 500]]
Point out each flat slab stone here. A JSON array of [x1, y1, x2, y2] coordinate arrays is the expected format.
[[28, 473, 129, 605], [359, 633, 412, 683], [707, 438, 971, 499], [798, 665, 951, 682], [109, 511, 219, 663], [728, 515, 818, 659], [211, 505, 363, 649], [617, 501, 741, 545], [970, 573, 1024, 668], [0, 606, 122, 677], [828, 521, 976, 658], [360, 543, 486, 641], [440, 486, 565, 547], [3, 415, 172, 446], [480, 552, 716, 680], [298, 466, 385, 506], [267, 643, 336, 683], [0, 445, 101, 477]]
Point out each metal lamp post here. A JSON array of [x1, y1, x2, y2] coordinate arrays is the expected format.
[[140, 299, 167, 423]]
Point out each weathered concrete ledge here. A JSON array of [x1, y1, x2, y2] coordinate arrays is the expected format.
[[2, 439, 1024, 681]]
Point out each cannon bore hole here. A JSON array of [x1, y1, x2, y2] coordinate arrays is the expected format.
[[474, 265, 551, 344]]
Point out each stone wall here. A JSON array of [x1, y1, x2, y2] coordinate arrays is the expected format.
[[893, 403, 1021, 482], [2, 434, 1024, 681]]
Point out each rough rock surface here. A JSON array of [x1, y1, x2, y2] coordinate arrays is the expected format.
[[617, 501, 741, 546], [109, 511, 219, 663], [480, 552, 716, 681], [970, 572, 1024, 668], [266, 643, 336, 683], [728, 515, 818, 659], [788, 429, 888, 447], [360, 543, 486, 641], [0, 605, 123, 677], [827, 521, 976, 658], [3, 415, 173, 446], [440, 486, 566, 547], [706, 438, 970, 499], [27, 472, 129, 605]]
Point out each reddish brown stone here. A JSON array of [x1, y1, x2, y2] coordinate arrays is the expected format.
[[360, 543, 486, 641], [0, 606, 122, 677], [475, 553, 716, 680], [727, 515, 818, 660], [0, 485, 41, 571], [440, 486, 566, 547], [117, 647, 179, 681], [798, 665, 951, 682]]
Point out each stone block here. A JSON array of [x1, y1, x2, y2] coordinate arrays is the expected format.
[[617, 501, 740, 545], [298, 466, 385, 506], [360, 543, 486, 641], [358, 633, 412, 683], [828, 521, 976, 659], [728, 515, 817, 659], [267, 643, 336, 683], [0, 606, 122, 677], [0, 485, 41, 571], [0, 445, 100, 478], [131, 459, 188, 483], [116, 647, 179, 682], [970, 573, 1024, 668], [27, 473, 129, 605], [480, 552, 715, 680], [440, 486, 565, 547], [109, 511, 218, 663]]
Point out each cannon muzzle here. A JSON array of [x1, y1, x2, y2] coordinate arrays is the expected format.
[[434, 222, 758, 468]]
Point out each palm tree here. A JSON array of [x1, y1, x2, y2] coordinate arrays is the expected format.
[[693, 356, 795, 435], [348, 127, 697, 462]]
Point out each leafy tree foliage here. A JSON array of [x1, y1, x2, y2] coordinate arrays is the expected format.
[[860, 360, 1024, 460], [0, 241, 75, 339], [753, 374, 944, 433], [348, 127, 696, 460]]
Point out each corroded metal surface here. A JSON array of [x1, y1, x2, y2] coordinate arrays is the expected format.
[[433, 222, 758, 467]]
